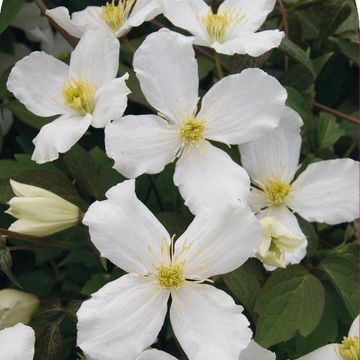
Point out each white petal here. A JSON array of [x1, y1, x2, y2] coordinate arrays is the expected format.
[[83, 180, 171, 273], [295, 344, 340, 360], [92, 75, 130, 128], [175, 203, 261, 279], [174, 141, 250, 215], [248, 188, 267, 213], [32, 113, 91, 164], [77, 274, 169, 360], [137, 349, 178, 360], [199, 69, 287, 145], [239, 340, 275, 360], [289, 159, 359, 224], [161, 0, 209, 41], [105, 115, 181, 178], [348, 314, 359, 337], [69, 29, 119, 89], [213, 30, 284, 57], [239, 107, 303, 185], [0, 323, 35, 360], [45, 7, 84, 38], [7, 51, 68, 117], [170, 284, 252, 360], [71, 7, 110, 33], [219, 0, 277, 32], [133, 29, 199, 123]]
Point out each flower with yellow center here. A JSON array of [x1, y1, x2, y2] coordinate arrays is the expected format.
[[240, 107, 359, 267], [162, 0, 285, 56], [46, 0, 161, 39], [338, 337, 359, 360], [106, 30, 287, 215], [77, 179, 262, 360], [7, 29, 130, 163]]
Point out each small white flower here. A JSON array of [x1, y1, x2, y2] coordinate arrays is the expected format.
[[0, 289, 39, 330], [295, 315, 359, 360], [0, 323, 35, 360], [257, 217, 304, 270], [105, 29, 287, 214], [161, 0, 284, 56], [77, 179, 262, 360], [46, 0, 161, 39], [7, 29, 130, 163], [239, 106, 359, 265], [6, 180, 81, 237]]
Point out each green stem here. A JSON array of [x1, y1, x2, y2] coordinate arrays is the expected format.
[[214, 52, 224, 79]]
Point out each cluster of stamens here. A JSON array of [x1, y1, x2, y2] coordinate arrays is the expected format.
[[178, 118, 206, 145], [338, 336, 359, 360], [263, 179, 292, 206], [100, 0, 135, 31]]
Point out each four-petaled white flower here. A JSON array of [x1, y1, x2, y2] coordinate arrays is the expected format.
[[77, 179, 262, 360], [0, 323, 35, 360], [7, 29, 130, 164], [161, 0, 284, 56], [239, 106, 359, 265], [295, 315, 359, 360], [46, 0, 161, 39], [105, 29, 287, 214]]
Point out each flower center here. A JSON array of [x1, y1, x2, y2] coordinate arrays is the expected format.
[[178, 118, 206, 145], [338, 337, 359, 360], [62, 78, 95, 115], [263, 180, 292, 206], [157, 263, 185, 290], [100, 0, 135, 31], [202, 10, 247, 42]]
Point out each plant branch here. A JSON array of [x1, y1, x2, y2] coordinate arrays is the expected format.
[[277, 0, 289, 71], [313, 101, 360, 125]]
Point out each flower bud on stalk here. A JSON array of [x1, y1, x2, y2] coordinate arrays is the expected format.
[[6, 180, 81, 237], [0, 289, 39, 329]]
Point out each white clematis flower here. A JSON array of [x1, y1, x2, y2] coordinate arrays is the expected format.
[[46, 0, 161, 39], [161, 0, 284, 56], [105, 29, 287, 214], [77, 179, 262, 360], [137, 340, 275, 360], [0, 323, 35, 360], [296, 315, 359, 360], [7, 29, 130, 164], [239, 106, 359, 265]]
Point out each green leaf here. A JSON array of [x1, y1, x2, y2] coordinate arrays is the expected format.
[[255, 265, 325, 347], [329, 37, 358, 63], [40, 322, 62, 360], [156, 211, 193, 237], [297, 217, 319, 257], [320, 255, 358, 318], [81, 273, 112, 296], [286, 87, 306, 116], [316, 112, 345, 149], [0, 0, 24, 35]]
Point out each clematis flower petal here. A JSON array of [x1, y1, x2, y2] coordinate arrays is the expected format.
[[133, 29, 199, 123], [175, 203, 261, 279], [7, 51, 68, 117], [77, 274, 169, 360], [239, 340, 276, 360], [170, 283, 252, 360], [199, 69, 287, 145], [248, 188, 267, 213], [174, 141, 250, 215], [31, 113, 92, 164], [212, 30, 284, 57], [239, 107, 303, 185], [0, 323, 35, 360], [295, 343, 339, 360], [92, 74, 130, 128], [348, 314, 359, 337], [69, 29, 119, 89], [137, 349, 178, 360], [289, 159, 359, 224], [105, 115, 181, 178], [71, 7, 108, 33], [45, 7, 84, 37], [83, 180, 171, 273]]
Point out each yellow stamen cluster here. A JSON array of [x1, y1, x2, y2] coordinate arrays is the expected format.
[[202, 10, 247, 42], [157, 263, 185, 290], [100, 0, 135, 31], [263, 179, 292, 206], [338, 337, 359, 360], [62, 79, 95, 115], [178, 118, 206, 145]]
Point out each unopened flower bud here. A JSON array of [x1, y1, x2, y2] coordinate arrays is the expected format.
[[6, 179, 81, 237], [0, 289, 39, 329]]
